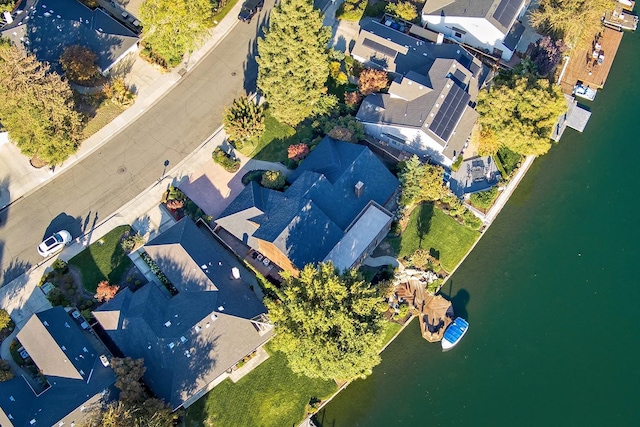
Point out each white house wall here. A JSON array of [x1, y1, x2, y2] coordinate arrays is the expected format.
[[362, 122, 452, 166], [421, 15, 514, 60]]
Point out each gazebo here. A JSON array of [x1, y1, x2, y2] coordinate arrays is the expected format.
[[420, 294, 454, 342]]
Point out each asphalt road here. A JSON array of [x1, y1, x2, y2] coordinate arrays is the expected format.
[[0, 5, 272, 285]]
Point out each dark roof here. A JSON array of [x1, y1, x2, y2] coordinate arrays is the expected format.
[[0, 307, 115, 427], [422, 0, 524, 34], [217, 138, 399, 270], [1, 0, 138, 73], [94, 218, 271, 409], [429, 83, 471, 141], [352, 21, 483, 77]]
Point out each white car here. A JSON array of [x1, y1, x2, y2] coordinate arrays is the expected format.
[[37, 230, 72, 257]]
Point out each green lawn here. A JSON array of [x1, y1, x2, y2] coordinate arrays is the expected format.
[[389, 204, 480, 272], [380, 321, 402, 350], [239, 109, 314, 163], [82, 102, 125, 139], [68, 225, 133, 293], [212, 0, 240, 25], [185, 344, 337, 427]]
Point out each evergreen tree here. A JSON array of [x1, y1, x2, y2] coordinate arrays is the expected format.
[[257, 0, 336, 126], [398, 156, 447, 207], [476, 74, 567, 156], [266, 263, 385, 381], [223, 96, 265, 146], [0, 40, 82, 165], [140, 0, 213, 67]]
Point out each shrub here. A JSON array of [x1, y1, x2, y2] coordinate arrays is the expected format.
[[321, 115, 364, 143], [408, 248, 441, 271], [395, 302, 410, 319], [261, 170, 286, 190], [212, 147, 241, 173], [329, 61, 342, 79], [287, 143, 310, 161], [223, 96, 265, 146], [358, 68, 389, 95], [95, 280, 119, 302], [0, 360, 14, 382], [469, 187, 499, 210], [385, 1, 418, 22], [451, 155, 464, 172], [52, 259, 69, 273], [336, 72, 349, 86], [462, 210, 483, 230], [242, 170, 266, 185], [47, 288, 71, 307], [0, 309, 11, 330], [68, 288, 75, 296], [344, 91, 362, 107], [103, 77, 136, 107], [121, 232, 145, 252], [336, 0, 367, 21], [166, 199, 184, 210], [167, 186, 186, 201], [81, 309, 93, 320]]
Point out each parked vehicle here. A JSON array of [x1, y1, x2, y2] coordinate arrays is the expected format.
[[238, 0, 263, 23], [37, 230, 72, 257]]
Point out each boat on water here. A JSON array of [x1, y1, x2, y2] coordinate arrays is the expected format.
[[441, 317, 469, 351], [573, 83, 597, 101]]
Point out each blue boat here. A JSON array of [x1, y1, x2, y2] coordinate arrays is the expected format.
[[441, 317, 469, 351]]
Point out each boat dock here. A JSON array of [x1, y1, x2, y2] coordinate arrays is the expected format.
[[394, 269, 454, 342], [559, 28, 624, 95], [552, 95, 592, 142], [603, 6, 639, 31]]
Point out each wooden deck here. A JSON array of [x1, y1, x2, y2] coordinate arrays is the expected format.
[[395, 277, 452, 343], [559, 28, 624, 95]]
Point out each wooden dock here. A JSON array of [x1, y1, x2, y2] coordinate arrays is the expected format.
[[559, 28, 624, 95]]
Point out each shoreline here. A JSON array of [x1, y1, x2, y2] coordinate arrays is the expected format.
[[304, 155, 538, 426]]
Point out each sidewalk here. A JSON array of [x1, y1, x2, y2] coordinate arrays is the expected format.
[[0, 0, 245, 211]]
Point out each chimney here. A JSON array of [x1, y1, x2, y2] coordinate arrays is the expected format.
[[355, 181, 364, 198], [436, 32, 444, 45]]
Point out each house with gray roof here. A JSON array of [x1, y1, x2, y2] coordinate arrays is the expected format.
[[0, 306, 116, 427], [93, 218, 272, 410], [353, 21, 489, 166], [1, 0, 139, 75], [215, 137, 399, 274], [421, 0, 528, 61]]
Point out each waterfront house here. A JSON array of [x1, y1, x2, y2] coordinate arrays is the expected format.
[[0, 0, 139, 75], [421, 0, 528, 61], [93, 218, 272, 410], [352, 21, 489, 166], [0, 307, 116, 426], [215, 137, 399, 274]]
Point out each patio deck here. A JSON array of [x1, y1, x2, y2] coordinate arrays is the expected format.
[[559, 28, 624, 95]]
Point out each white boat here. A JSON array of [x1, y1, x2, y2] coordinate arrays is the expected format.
[[441, 317, 469, 351], [573, 83, 597, 101]]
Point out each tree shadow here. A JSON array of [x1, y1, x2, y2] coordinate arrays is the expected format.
[[242, 1, 270, 94], [132, 214, 151, 236], [1, 253, 32, 287], [440, 279, 470, 321], [416, 203, 434, 248]]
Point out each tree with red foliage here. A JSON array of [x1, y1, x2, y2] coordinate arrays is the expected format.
[[287, 143, 310, 161], [95, 281, 119, 302], [358, 68, 389, 96]]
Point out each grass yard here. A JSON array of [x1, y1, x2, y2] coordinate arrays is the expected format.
[[185, 344, 337, 427], [380, 321, 402, 350], [389, 203, 480, 272], [82, 102, 125, 139], [68, 225, 133, 293], [212, 0, 240, 25], [495, 147, 522, 177], [239, 109, 314, 162]]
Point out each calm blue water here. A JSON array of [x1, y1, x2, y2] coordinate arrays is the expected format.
[[317, 29, 640, 426]]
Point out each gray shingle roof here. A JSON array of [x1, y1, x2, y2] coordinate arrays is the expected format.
[[1, 0, 138, 73], [422, 0, 524, 34], [0, 307, 115, 427], [94, 219, 271, 409], [217, 138, 400, 270]]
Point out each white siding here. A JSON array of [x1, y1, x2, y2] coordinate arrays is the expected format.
[[421, 15, 514, 60], [362, 122, 452, 166]]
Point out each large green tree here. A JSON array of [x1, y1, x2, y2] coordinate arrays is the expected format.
[[0, 40, 82, 165], [476, 74, 567, 156], [140, 0, 213, 67], [223, 96, 265, 147], [399, 155, 447, 207], [266, 263, 385, 381], [529, 0, 614, 51], [257, 0, 336, 126]]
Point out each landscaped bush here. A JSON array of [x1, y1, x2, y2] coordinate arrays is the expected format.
[[495, 147, 522, 177], [213, 147, 241, 173], [140, 252, 178, 296], [469, 187, 499, 210], [261, 170, 286, 190], [336, 0, 368, 21], [241, 170, 266, 185], [52, 259, 69, 274], [319, 115, 364, 143], [47, 288, 72, 307], [287, 143, 309, 161], [121, 231, 145, 252], [0, 309, 11, 330]]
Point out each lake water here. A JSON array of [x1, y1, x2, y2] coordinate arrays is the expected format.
[[316, 30, 640, 426]]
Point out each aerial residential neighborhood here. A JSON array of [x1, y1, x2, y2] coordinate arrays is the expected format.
[[0, 0, 634, 425]]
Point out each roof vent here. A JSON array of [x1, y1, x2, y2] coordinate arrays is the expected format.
[[61, 345, 66, 351], [195, 325, 202, 332], [43, 321, 49, 326], [218, 306, 225, 312], [211, 314, 218, 321], [231, 267, 240, 280], [180, 336, 187, 343], [355, 181, 364, 198], [30, 419, 36, 425], [9, 395, 14, 401], [164, 321, 172, 327], [168, 342, 175, 349], [64, 322, 70, 328]]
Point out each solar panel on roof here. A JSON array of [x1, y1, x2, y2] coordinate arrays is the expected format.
[[452, 69, 467, 84], [362, 37, 398, 58], [493, 0, 521, 29], [468, 61, 481, 76], [429, 84, 470, 142]]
